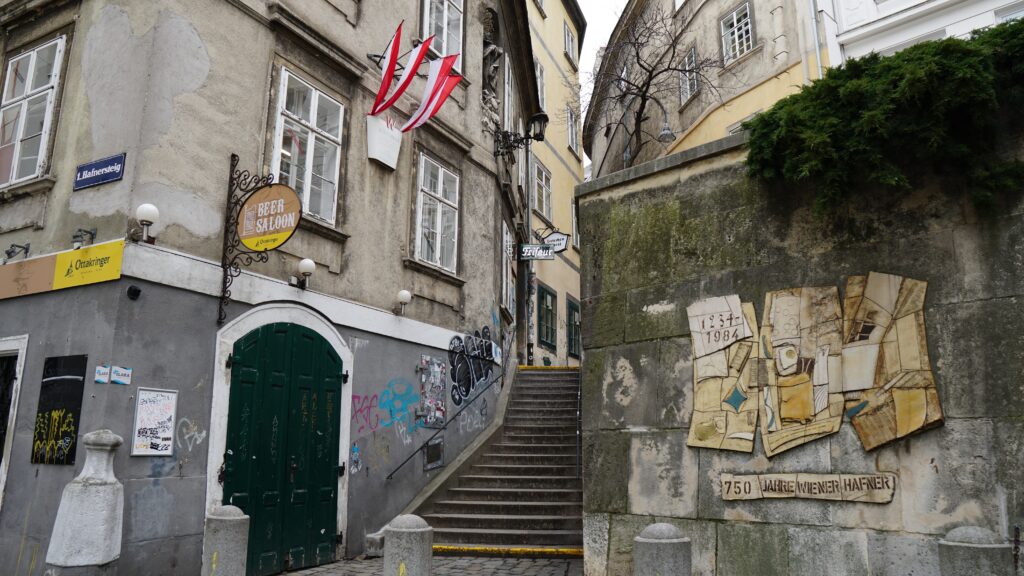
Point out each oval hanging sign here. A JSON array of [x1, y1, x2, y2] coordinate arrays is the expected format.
[[237, 184, 302, 252]]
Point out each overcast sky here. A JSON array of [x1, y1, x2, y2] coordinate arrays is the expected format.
[[579, 1, 627, 108]]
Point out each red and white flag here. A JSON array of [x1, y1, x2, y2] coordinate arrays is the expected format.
[[401, 55, 462, 132], [370, 25, 435, 117]]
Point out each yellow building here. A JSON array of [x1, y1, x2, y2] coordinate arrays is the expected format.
[[586, 0, 827, 176], [526, 0, 586, 366]]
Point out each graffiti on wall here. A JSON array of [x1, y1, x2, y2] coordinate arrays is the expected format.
[[379, 378, 422, 446], [352, 393, 380, 434], [449, 326, 496, 407], [32, 355, 87, 465], [685, 272, 943, 456], [418, 355, 447, 428]]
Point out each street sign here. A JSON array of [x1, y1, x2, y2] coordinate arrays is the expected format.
[[519, 244, 555, 260], [73, 153, 126, 191], [543, 231, 570, 253]]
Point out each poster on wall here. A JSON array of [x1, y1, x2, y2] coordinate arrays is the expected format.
[[419, 355, 447, 428], [31, 355, 87, 465], [131, 388, 178, 456]]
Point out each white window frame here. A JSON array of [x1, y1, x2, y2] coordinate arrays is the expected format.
[[564, 22, 577, 64], [271, 68, 345, 225], [535, 58, 546, 111], [503, 57, 514, 130], [517, 118, 526, 188], [680, 46, 699, 104], [0, 36, 65, 188], [572, 203, 579, 249], [0, 335, 27, 516], [533, 156, 552, 221], [415, 153, 460, 273], [423, 0, 464, 71], [997, 2, 1024, 22], [501, 220, 516, 316], [567, 105, 579, 155], [721, 3, 754, 64]]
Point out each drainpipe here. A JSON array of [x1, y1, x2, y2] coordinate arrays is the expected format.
[[809, 0, 824, 80]]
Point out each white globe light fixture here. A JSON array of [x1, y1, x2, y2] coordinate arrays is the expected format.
[[397, 289, 413, 315], [296, 258, 316, 290], [136, 203, 160, 243]]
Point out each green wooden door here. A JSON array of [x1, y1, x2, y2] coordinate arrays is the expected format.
[[223, 323, 343, 575]]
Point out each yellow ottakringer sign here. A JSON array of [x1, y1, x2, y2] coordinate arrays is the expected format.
[[237, 184, 301, 252], [0, 239, 124, 301]]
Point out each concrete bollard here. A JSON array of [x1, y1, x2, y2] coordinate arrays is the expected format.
[[383, 514, 433, 576], [938, 526, 1013, 576], [44, 430, 125, 576], [201, 505, 250, 576], [634, 523, 691, 576]]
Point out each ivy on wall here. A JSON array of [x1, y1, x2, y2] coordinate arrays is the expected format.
[[745, 19, 1024, 211]]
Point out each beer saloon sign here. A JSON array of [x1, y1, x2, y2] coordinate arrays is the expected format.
[[237, 184, 301, 252]]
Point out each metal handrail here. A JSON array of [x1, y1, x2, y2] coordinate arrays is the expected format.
[[385, 334, 514, 481]]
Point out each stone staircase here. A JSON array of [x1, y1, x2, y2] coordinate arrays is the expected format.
[[419, 367, 583, 556]]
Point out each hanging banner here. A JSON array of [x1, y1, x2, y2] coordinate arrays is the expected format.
[[237, 184, 301, 252]]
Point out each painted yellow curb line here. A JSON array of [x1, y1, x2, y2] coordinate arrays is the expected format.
[[432, 544, 584, 557], [518, 365, 581, 371]]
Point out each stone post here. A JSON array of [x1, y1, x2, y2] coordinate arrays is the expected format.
[[938, 526, 1013, 576], [383, 514, 433, 576], [45, 430, 124, 575], [201, 505, 250, 576], [634, 523, 691, 576]]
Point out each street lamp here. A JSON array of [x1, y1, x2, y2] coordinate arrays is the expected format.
[[294, 258, 316, 290], [136, 203, 160, 244], [494, 112, 550, 156]]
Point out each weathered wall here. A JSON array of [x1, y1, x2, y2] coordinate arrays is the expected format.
[[0, 276, 502, 573], [576, 135, 1024, 575]]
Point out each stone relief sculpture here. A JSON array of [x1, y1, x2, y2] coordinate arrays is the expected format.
[[685, 272, 943, 457], [686, 296, 760, 453], [843, 273, 943, 450], [481, 7, 503, 132]]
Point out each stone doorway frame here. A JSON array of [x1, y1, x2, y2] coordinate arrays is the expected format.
[[0, 334, 29, 515], [205, 303, 355, 551]]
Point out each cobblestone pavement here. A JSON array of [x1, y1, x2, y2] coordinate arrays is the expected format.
[[291, 557, 583, 576]]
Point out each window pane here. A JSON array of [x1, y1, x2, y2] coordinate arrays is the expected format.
[[422, 157, 440, 195], [419, 194, 438, 264], [280, 119, 308, 193], [4, 54, 29, 102], [15, 95, 46, 180], [285, 74, 312, 122], [440, 204, 457, 271], [447, 5, 463, 66], [441, 169, 458, 204], [15, 134, 40, 180], [309, 137, 339, 220], [316, 94, 341, 138], [430, 0, 445, 41], [0, 105, 19, 185], [30, 43, 59, 91]]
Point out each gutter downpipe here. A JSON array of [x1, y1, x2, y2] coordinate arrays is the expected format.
[[809, 0, 824, 80]]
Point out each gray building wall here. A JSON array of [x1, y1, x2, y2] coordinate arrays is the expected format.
[[0, 275, 503, 573], [576, 135, 1024, 575]]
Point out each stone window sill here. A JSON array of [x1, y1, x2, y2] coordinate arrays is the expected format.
[[299, 216, 350, 243], [719, 43, 764, 75], [0, 175, 56, 204], [403, 257, 466, 287]]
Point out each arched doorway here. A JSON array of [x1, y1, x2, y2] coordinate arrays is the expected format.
[[223, 323, 342, 575]]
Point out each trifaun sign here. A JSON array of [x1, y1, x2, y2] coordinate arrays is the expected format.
[[519, 244, 554, 260], [237, 184, 301, 252]]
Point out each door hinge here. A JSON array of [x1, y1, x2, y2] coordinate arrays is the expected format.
[[336, 532, 344, 545], [226, 353, 233, 369], [342, 371, 349, 384]]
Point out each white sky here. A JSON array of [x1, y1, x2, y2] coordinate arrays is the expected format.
[[578, 1, 626, 168]]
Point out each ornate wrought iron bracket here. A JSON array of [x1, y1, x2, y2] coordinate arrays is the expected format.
[[218, 154, 275, 325]]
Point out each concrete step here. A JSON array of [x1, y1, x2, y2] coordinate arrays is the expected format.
[[507, 400, 578, 409], [505, 417, 578, 427], [470, 464, 578, 477], [514, 383, 580, 392], [507, 409, 579, 419], [432, 544, 582, 558], [504, 424, 578, 435], [488, 443, 578, 454], [431, 500, 583, 516], [458, 475, 581, 490], [511, 394, 579, 404], [445, 487, 582, 502], [501, 433, 578, 444], [431, 527, 583, 546], [480, 453, 577, 465], [422, 513, 582, 531]]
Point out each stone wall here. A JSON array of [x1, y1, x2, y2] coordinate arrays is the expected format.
[[576, 134, 1024, 575]]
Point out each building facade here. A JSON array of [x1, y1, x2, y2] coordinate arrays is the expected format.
[[526, 0, 586, 367], [829, 0, 1024, 63], [0, 0, 540, 573]]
